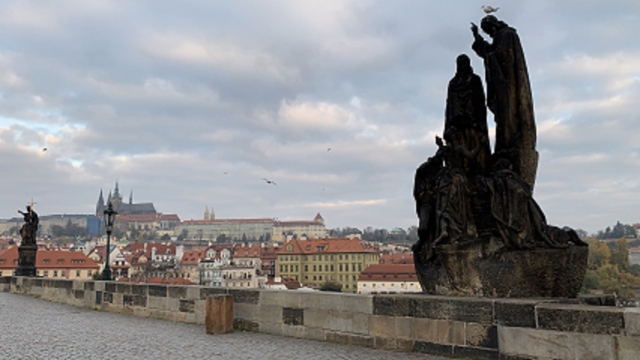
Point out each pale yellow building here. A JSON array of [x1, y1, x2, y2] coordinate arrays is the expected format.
[[276, 238, 380, 293]]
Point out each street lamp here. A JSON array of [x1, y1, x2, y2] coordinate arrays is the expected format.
[[102, 201, 118, 280]]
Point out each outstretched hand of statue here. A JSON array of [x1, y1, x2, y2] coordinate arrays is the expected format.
[[471, 22, 479, 36], [435, 135, 444, 148]]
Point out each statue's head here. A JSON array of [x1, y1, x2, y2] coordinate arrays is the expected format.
[[456, 54, 472, 75], [481, 15, 507, 37]]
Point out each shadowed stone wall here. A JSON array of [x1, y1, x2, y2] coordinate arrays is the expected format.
[[1, 276, 638, 359]]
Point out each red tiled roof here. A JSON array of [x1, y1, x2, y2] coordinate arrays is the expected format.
[[379, 253, 414, 265], [117, 213, 162, 222], [358, 264, 417, 281], [182, 218, 274, 225], [117, 277, 196, 285], [159, 214, 180, 221], [0, 247, 99, 270], [233, 244, 262, 258], [277, 238, 378, 255], [180, 249, 206, 265], [265, 276, 301, 289], [129, 242, 176, 257]]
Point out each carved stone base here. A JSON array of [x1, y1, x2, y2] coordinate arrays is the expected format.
[[415, 241, 588, 298], [15, 244, 37, 277]]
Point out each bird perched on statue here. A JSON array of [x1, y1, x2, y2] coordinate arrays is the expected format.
[[482, 5, 499, 14]]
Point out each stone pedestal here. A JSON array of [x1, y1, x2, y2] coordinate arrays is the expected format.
[[416, 243, 588, 298], [206, 295, 234, 334], [14, 244, 37, 277]]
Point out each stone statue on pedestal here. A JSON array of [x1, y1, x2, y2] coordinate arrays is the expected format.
[[15, 204, 38, 277], [412, 16, 588, 298]]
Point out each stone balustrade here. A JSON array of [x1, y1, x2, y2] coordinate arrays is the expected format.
[[1, 276, 638, 359]]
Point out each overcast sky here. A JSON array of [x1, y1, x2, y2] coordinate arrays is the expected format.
[[1, 1, 639, 234]]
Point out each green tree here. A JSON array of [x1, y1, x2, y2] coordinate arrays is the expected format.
[[610, 238, 630, 272], [585, 237, 611, 270], [319, 281, 343, 292]]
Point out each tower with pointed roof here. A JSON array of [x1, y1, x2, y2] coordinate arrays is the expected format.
[[96, 189, 105, 217], [204, 206, 210, 220]]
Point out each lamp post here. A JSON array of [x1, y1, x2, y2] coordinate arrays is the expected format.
[[102, 201, 117, 280]]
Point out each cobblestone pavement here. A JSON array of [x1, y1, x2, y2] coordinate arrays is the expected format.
[[0, 292, 449, 360]]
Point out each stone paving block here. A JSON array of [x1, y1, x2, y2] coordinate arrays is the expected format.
[[115, 283, 131, 294], [370, 315, 396, 338], [536, 303, 625, 334], [259, 321, 284, 336], [615, 335, 640, 360], [299, 291, 341, 311], [624, 307, 640, 336], [373, 294, 412, 317], [352, 313, 370, 335], [72, 280, 84, 291], [131, 284, 147, 296], [179, 299, 195, 313], [325, 311, 352, 332], [234, 318, 259, 331], [94, 281, 105, 291], [255, 304, 283, 324], [260, 290, 300, 308], [148, 285, 167, 297], [105, 282, 116, 293], [283, 307, 304, 326], [395, 316, 413, 339], [147, 296, 168, 310], [412, 317, 438, 343], [199, 287, 227, 300], [282, 324, 306, 338], [338, 293, 373, 314], [234, 302, 258, 321], [73, 289, 84, 300], [448, 298, 494, 324], [495, 299, 538, 328], [185, 286, 200, 300], [434, 319, 465, 344], [569, 330, 616, 360], [499, 326, 570, 359], [304, 308, 328, 329], [168, 286, 187, 299], [466, 322, 498, 349], [83, 281, 94, 291], [229, 289, 260, 304]]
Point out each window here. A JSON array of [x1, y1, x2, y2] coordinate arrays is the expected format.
[[353, 275, 356, 281], [76, 270, 81, 277], [339, 255, 342, 260], [339, 264, 343, 271], [331, 265, 334, 271], [313, 265, 316, 271], [61, 270, 66, 277], [324, 265, 328, 272], [304, 265, 308, 271], [358, 264, 362, 271], [43, 270, 48, 277], [53, 271, 58, 277], [319, 276, 323, 281]]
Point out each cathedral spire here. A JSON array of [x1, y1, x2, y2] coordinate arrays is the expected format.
[[96, 189, 105, 217], [129, 190, 133, 205], [204, 206, 210, 220]]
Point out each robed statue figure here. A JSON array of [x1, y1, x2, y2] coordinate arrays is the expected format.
[[471, 15, 538, 189]]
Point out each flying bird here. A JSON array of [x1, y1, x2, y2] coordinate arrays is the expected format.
[[327, 148, 331, 152], [42, 148, 47, 152], [262, 178, 277, 186], [482, 5, 499, 14]]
